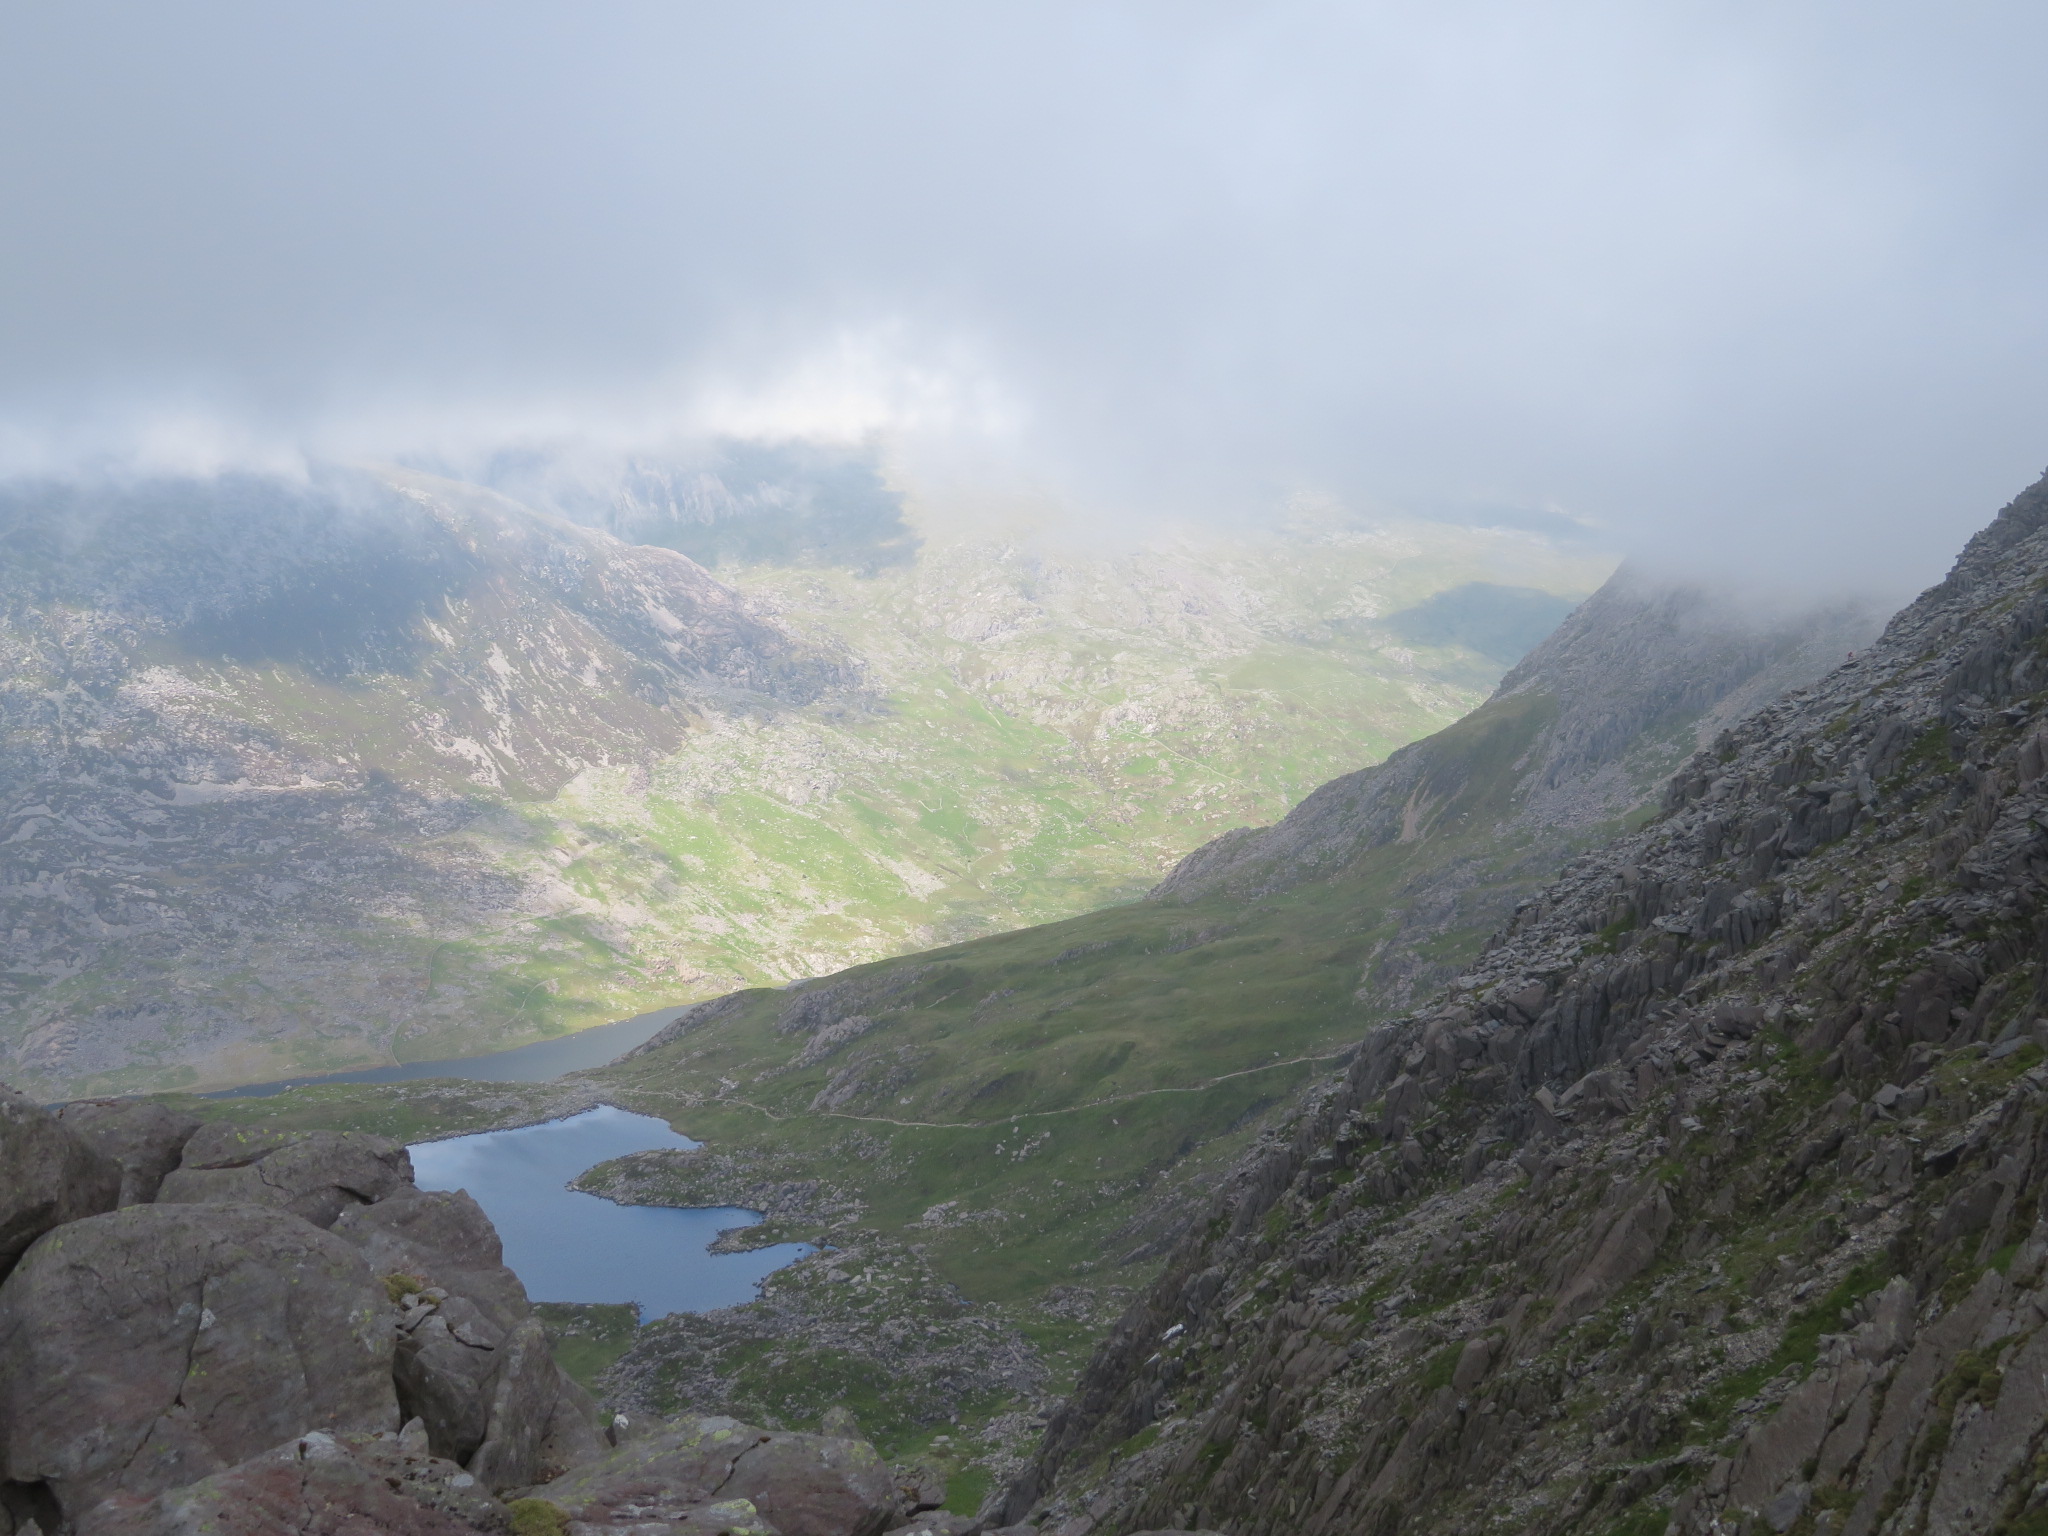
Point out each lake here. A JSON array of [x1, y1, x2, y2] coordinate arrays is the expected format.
[[408, 1104, 812, 1318], [207, 1006, 690, 1099]]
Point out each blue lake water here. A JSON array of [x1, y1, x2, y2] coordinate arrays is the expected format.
[[408, 1105, 812, 1318]]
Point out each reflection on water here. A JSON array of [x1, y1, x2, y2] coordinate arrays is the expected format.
[[408, 1105, 811, 1318]]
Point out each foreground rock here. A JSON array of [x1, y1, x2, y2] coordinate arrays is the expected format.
[[519, 1416, 895, 1536], [335, 1186, 610, 1488], [54, 1100, 202, 1207], [157, 1122, 413, 1228], [77, 1428, 513, 1536], [0, 1202, 398, 1520], [0, 1091, 916, 1535], [0, 1083, 119, 1281]]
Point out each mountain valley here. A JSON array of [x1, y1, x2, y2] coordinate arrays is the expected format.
[[31, 454, 2048, 1536], [0, 458, 1604, 1099], [170, 544, 1878, 1505]]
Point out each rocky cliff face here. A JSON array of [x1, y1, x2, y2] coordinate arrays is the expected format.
[[1010, 472, 2048, 1536]]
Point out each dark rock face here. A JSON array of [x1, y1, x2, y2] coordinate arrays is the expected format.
[[0, 1203, 398, 1520], [1010, 472, 2048, 1535], [157, 1122, 414, 1228], [54, 1099, 201, 1207], [76, 1430, 512, 1536], [524, 1417, 895, 1536], [332, 1186, 609, 1489], [332, 1186, 531, 1333], [0, 1084, 120, 1281]]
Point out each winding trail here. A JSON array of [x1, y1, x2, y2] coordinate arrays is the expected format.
[[697, 1046, 1355, 1130]]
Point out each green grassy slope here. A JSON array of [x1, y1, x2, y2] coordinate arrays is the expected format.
[[420, 514, 1608, 1035]]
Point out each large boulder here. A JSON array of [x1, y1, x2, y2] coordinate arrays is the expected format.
[[55, 1100, 202, 1207], [334, 1187, 529, 1333], [718, 1434, 895, 1536], [0, 1083, 120, 1282], [465, 1316, 573, 1493], [388, 1303, 593, 1490], [339, 1188, 608, 1489], [76, 1429, 511, 1536], [156, 1123, 413, 1229], [525, 1417, 895, 1536], [394, 1295, 507, 1467], [0, 1202, 398, 1521]]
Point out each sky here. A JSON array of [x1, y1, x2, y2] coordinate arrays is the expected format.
[[1, 2, 2045, 591]]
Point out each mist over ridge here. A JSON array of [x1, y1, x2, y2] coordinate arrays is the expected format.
[[0, 3, 2043, 591]]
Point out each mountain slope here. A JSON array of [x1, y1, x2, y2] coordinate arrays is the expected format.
[[491, 506, 1612, 991], [0, 468, 848, 1094], [458, 565, 1866, 1461], [1007, 471, 2048, 1536], [165, 552, 1876, 1487], [1, 467, 1605, 1098]]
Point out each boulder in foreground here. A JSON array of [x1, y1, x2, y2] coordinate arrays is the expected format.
[[518, 1416, 894, 1536], [55, 1099, 202, 1207], [0, 1083, 119, 1281], [0, 1202, 398, 1520], [157, 1122, 413, 1228], [76, 1428, 512, 1536]]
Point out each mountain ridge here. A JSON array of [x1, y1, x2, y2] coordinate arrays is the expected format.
[[1002, 469, 2048, 1535]]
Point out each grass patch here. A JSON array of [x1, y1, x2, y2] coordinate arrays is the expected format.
[[535, 1302, 642, 1394], [946, 1465, 993, 1517], [1680, 1259, 1891, 1442]]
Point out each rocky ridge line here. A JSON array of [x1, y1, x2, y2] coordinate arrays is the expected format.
[[1007, 471, 2048, 1536]]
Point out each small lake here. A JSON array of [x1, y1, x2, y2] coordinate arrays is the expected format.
[[208, 1006, 690, 1099], [408, 1105, 812, 1318]]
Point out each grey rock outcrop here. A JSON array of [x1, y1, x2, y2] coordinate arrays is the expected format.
[[334, 1186, 608, 1488], [334, 1186, 531, 1332], [76, 1429, 511, 1536], [523, 1416, 895, 1536], [0, 1084, 120, 1281], [156, 1122, 413, 1228], [0, 1202, 398, 1521], [53, 1099, 201, 1207], [1006, 469, 2048, 1535]]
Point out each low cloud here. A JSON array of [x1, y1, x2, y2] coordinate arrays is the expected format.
[[2, 2, 2044, 595]]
